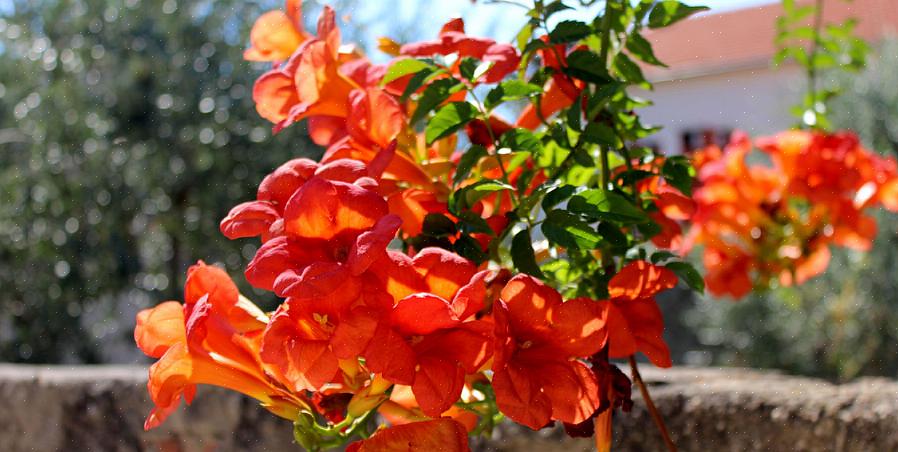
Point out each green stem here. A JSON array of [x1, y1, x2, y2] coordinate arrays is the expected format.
[[469, 89, 518, 206], [599, 0, 614, 65], [805, 0, 824, 128]]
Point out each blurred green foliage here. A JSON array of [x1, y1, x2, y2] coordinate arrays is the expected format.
[[0, 0, 318, 363], [681, 38, 898, 380]]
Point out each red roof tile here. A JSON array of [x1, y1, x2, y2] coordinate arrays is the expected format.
[[643, 0, 898, 81]]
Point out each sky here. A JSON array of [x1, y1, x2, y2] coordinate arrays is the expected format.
[[350, 0, 777, 58]]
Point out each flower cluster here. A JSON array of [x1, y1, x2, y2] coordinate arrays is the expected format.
[[689, 130, 898, 298], [135, 0, 711, 450]]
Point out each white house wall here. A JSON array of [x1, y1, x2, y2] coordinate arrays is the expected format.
[[636, 64, 806, 154]]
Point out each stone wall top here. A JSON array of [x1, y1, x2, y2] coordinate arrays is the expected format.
[[1, 364, 895, 451]]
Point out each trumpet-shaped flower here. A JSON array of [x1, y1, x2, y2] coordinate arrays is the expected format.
[[492, 275, 607, 430], [244, 0, 310, 62], [134, 262, 308, 430], [244, 176, 400, 301], [598, 260, 677, 368], [253, 6, 358, 131]]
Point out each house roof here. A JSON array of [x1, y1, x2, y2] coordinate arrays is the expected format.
[[643, 0, 898, 82]]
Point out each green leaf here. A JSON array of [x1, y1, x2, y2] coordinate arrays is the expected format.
[[512, 229, 545, 278], [382, 59, 434, 85], [666, 261, 705, 294], [453, 145, 489, 186], [516, 182, 551, 218], [566, 91, 583, 131], [613, 52, 647, 84], [635, 0, 655, 22], [452, 179, 514, 212], [542, 185, 575, 210], [542, 210, 601, 250], [454, 234, 488, 264], [586, 82, 622, 119], [661, 155, 695, 196], [456, 210, 496, 235], [637, 218, 662, 239], [650, 251, 678, 264], [564, 49, 613, 84], [459, 57, 479, 81], [516, 22, 534, 51], [521, 38, 550, 60], [596, 221, 628, 252], [568, 189, 648, 223], [626, 32, 667, 67], [469, 180, 514, 194], [498, 128, 542, 154], [571, 148, 596, 167], [582, 122, 619, 147], [648, 1, 709, 29], [411, 78, 465, 125], [422, 213, 457, 237], [544, 1, 573, 18], [549, 20, 593, 44], [399, 67, 440, 102], [485, 81, 543, 109], [616, 169, 655, 186], [426, 102, 477, 144]]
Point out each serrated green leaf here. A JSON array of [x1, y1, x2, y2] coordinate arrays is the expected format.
[[399, 67, 441, 102], [498, 128, 543, 154], [411, 78, 464, 125], [569, 189, 648, 223], [426, 102, 477, 144], [544, 1, 573, 17], [661, 155, 695, 196], [647, 1, 709, 29], [586, 82, 622, 119], [453, 179, 515, 212], [582, 122, 619, 147], [626, 32, 667, 67], [542, 210, 601, 250], [613, 52, 647, 84], [542, 185, 576, 210], [512, 229, 545, 278], [453, 145, 489, 186], [485, 80, 543, 109], [564, 49, 613, 84], [549, 20, 593, 44]]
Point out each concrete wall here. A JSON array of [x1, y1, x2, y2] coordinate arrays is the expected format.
[[2, 364, 897, 451]]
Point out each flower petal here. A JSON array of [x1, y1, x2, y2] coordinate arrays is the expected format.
[[390, 294, 459, 336], [492, 364, 552, 430], [220, 201, 280, 240], [411, 357, 465, 418], [135, 301, 186, 358], [284, 177, 388, 241], [346, 418, 470, 452], [412, 247, 476, 301], [608, 260, 677, 301]]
